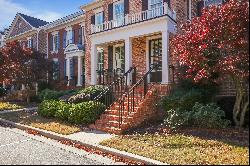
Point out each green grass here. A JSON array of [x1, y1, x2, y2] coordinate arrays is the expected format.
[[0, 111, 81, 135], [101, 133, 249, 165]]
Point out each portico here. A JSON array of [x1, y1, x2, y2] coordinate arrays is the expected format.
[[64, 44, 85, 87]]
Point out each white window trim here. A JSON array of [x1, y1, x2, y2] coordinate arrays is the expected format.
[[95, 12, 104, 26], [27, 37, 32, 48], [113, 0, 124, 20], [52, 58, 59, 80], [148, 0, 163, 10], [65, 27, 73, 46], [113, 43, 125, 71], [204, 0, 223, 7], [51, 31, 59, 53], [188, 0, 192, 20]]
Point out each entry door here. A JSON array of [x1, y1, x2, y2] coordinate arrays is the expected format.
[[113, 44, 125, 76], [149, 38, 162, 83]]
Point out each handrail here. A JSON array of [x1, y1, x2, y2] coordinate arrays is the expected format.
[[94, 67, 136, 106], [117, 63, 160, 127]]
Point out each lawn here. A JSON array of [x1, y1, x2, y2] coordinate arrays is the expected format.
[[0, 110, 82, 135], [100, 128, 249, 165], [0, 102, 23, 111]]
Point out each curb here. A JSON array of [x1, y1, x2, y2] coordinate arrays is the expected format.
[[0, 107, 38, 114], [0, 118, 167, 165]]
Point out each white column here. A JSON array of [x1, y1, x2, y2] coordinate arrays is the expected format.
[[21, 84, 26, 90], [2, 81, 6, 88], [162, 30, 170, 84], [66, 57, 70, 86], [125, 37, 133, 85], [91, 44, 98, 85], [77, 56, 83, 86]]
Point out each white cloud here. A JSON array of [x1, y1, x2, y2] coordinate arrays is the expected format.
[[0, 0, 62, 30], [34, 11, 62, 23]]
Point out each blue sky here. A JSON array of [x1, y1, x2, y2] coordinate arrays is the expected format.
[[0, 0, 93, 30]]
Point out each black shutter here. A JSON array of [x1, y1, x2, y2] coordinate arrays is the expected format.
[[91, 15, 95, 25], [102, 11, 105, 23], [164, 0, 171, 9], [108, 3, 113, 21], [124, 0, 129, 15], [197, 1, 204, 17], [108, 46, 113, 72], [142, 0, 148, 11]]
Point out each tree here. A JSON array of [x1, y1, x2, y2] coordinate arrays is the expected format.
[[170, 0, 249, 127], [0, 41, 51, 102]]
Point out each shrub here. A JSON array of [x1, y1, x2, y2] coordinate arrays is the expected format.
[[163, 88, 204, 112], [68, 86, 107, 104], [191, 102, 231, 128], [38, 89, 74, 101], [164, 108, 192, 130], [54, 102, 72, 120], [164, 102, 231, 129], [38, 100, 65, 118], [68, 101, 106, 124]]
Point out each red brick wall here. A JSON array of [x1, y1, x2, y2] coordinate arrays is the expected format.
[[9, 17, 32, 37]]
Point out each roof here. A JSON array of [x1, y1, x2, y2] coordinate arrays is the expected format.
[[42, 11, 84, 30], [18, 13, 49, 28]]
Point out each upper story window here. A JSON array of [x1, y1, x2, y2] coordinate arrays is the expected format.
[[78, 26, 85, 45], [51, 32, 59, 52], [95, 12, 104, 25], [204, 0, 223, 7], [27, 38, 33, 48], [149, 0, 163, 10], [197, 0, 224, 17], [67, 29, 73, 45], [18, 22, 22, 29]]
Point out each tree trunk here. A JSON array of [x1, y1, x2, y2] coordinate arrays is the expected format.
[[232, 77, 249, 128]]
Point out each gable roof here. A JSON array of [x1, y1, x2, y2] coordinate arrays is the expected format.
[[42, 11, 84, 30], [18, 13, 49, 28]]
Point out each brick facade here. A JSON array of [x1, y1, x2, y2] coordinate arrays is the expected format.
[[9, 17, 32, 37]]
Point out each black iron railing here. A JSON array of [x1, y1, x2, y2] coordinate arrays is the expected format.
[[117, 64, 160, 127], [94, 67, 137, 109]]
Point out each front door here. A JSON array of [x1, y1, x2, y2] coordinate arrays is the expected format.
[[149, 38, 162, 83], [113, 44, 125, 76]]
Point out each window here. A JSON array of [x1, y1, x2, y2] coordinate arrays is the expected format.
[[27, 38, 33, 48], [95, 12, 104, 25], [70, 58, 74, 79], [97, 48, 104, 71], [63, 31, 67, 48], [149, 0, 163, 17], [53, 33, 59, 52], [78, 27, 83, 45], [66, 29, 74, 45], [52, 59, 60, 81], [18, 22, 22, 29], [113, 0, 124, 26], [204, 0, 223, 7]]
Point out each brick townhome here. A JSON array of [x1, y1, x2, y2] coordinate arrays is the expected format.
[[4, 0, 234, 133]]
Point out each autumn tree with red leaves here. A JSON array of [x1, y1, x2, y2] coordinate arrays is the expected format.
[[0, 41, 51, 102], [171, 0, 249, 127]]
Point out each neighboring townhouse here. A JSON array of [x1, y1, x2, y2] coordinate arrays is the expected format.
[[5, 13, 48, 54], [41, 11, 85, 90]]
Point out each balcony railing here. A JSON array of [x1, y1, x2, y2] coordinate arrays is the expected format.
[[91, 2, 176, 34]]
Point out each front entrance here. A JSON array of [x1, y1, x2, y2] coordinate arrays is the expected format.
[[149, 38, 162, 83], [113, 44, 125, 76]]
